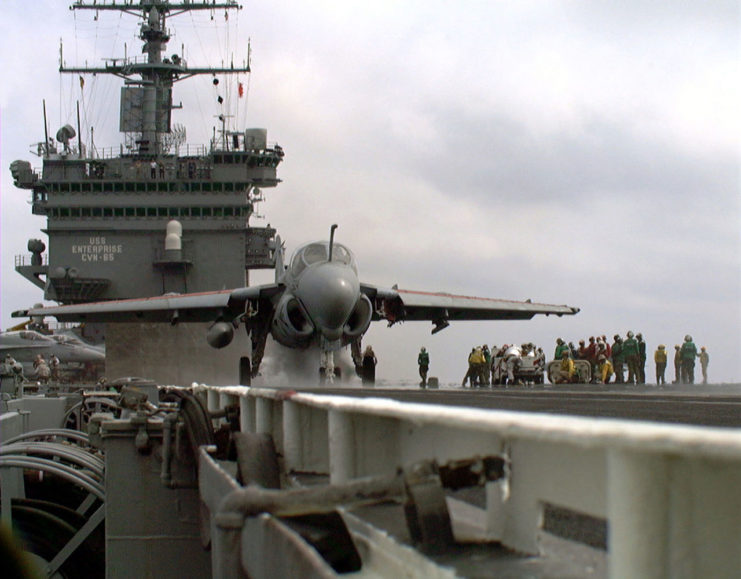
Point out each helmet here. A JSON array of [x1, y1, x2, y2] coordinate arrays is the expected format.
[[420, 347, 426, 352], [637, 333, 643, 339], [685, 335, 692, 342], [627, 331, 634, 338], [658, 344, 665, 349], [675, 345, 680, 349], [598, 354, 606, 361], [701, 346, 706, 351]]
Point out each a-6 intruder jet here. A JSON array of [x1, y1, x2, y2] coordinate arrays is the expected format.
[[13, 225, 579, 382]]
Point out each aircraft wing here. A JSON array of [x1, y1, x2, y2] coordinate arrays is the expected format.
[[361, 284, 579, 325], [11, 284, 284, 324]]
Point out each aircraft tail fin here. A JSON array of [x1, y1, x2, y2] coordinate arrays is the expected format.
[[273, 235, 286, 283]]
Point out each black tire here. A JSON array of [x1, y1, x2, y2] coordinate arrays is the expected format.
[[239, 356, 251, 386], [12, 503, 105, 578]]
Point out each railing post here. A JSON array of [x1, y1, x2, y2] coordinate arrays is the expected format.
[[255, 397, 272, 435], [283, 401, 301, 473], [608, 449, 669, 578], [207, 389, 220, 424], [329, 410, 355, 484], [240, 394, 254, 433]]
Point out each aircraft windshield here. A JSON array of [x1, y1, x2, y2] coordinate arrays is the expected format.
[[19, 331, 53, 342], [331, 244, 353, 266], [51, 335, 82, 346], [289, 242, 357, 277]]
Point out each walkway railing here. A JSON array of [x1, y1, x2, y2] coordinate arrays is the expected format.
[[201, 384, 741, 578]]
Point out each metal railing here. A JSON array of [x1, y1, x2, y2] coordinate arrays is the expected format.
[[200, 384, 741, 578]]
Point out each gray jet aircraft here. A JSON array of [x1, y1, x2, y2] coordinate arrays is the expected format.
[[13, 225, 579, 382], [0, 329, 105, 380]]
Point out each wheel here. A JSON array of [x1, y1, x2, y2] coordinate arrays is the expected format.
[[11, 503, 104, 578], [239, 356, 251, 386]]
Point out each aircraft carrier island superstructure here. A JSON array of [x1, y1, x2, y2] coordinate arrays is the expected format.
[[10, 0, 282, 304]]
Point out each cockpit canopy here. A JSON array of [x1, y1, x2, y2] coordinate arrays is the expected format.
[[15, 331, 55, 343], [289, 241, 357, 277]]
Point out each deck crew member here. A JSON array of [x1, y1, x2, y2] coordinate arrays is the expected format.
[[49, 354, 61, 382], [680, 335, 698, 384], [637, 333, 647, 384], [33, 355, 51, 385], [555, 350, 576, 384], [417, 347, 430, 388], [699, 346, 709, 385], [673, 345, 682, 383], [611, 335, 624, 384], [554, 338, 569, 361], [361, 346, 377, 385], [597, 354, 613, 384], [622, 331, 640, 385], [654, 345, 667, 385], [482, 345, 491, 386]]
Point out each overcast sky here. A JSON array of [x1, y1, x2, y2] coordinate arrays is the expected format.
[[1, 1, 739, 384]]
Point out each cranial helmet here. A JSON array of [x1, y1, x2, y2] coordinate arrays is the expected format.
[[685, 335, 692, 342], [627, 331, 634, 338]]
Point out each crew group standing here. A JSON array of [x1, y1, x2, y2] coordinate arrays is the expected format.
[[419, 333, 710, 388], [549, 333, 709, 386]]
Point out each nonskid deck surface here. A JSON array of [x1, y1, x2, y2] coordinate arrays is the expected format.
[[291, 382, 741, 427]]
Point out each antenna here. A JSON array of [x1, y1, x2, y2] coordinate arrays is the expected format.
[[328, 224, 338, 262]]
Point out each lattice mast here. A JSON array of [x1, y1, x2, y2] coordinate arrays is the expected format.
[[62, 1, 249, 156]]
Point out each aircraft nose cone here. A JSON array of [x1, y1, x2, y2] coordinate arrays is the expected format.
[[297, 262, 360, 341]]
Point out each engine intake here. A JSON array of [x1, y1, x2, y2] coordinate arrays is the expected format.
[[343, 294, 373, 339], [271, 295, 314, 348]]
